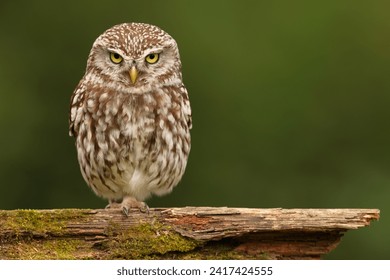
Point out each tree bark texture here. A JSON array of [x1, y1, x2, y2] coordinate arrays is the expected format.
[[0, 207, 380, 259]]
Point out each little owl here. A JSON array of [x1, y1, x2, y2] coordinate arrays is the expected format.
[[69, 23, 192, 215]]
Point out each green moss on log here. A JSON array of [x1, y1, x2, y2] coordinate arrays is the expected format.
[[0, 209, 274, 259], [0, 239, 85, 259], [0, 209, 88, 238], [105, 220, 201, 259]]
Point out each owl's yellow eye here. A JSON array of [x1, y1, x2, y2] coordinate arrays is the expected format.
[[110, 52, 123, 64], [145, 53, 159, 64]]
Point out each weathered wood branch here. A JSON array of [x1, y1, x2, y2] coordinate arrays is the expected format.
[[0, 207, 379, 259]]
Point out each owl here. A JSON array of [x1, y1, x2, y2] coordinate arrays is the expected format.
[[69, 23, 192, 215]]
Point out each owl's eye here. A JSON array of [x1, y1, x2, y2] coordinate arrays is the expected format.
[[110, 52, 123, 64], [145, 53, 159, 64]]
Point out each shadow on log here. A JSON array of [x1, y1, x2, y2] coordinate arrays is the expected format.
[[0, 207, 379, 259]]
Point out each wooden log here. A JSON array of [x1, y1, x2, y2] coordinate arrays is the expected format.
[[0, 207, 379, 259]]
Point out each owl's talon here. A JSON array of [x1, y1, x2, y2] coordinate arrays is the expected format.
[[139, 203, 150, 214], [122, 206, 130, 216], [121, 203, 148, 216], [105, 200, 121, 209], [119, 196, 149, 216]]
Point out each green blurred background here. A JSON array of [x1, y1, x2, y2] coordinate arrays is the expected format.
[[0, 0, 389, 259]]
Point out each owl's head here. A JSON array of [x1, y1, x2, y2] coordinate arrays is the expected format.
[[85, 23, 183, 92]]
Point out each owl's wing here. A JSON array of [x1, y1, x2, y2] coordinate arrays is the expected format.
[[181, 86, 192, 129], [69, 80, 86, 137]]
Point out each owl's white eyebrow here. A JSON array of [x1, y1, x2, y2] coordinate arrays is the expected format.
[[107, 48, 126, 57], [145, 47, 164, 55]]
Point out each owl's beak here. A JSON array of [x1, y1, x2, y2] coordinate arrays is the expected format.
[[129, 66, 138, 84]]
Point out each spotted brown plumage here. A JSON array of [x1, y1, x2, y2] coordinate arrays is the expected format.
[[69, 23, 191, 215]]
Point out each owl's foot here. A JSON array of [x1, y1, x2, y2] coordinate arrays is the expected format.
[[121, 196, 149, 216], [106, 197, 149, 216], [105, 200, 120, 209]]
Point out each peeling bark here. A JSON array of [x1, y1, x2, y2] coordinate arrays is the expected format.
[[0, 207, 379, 259]]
